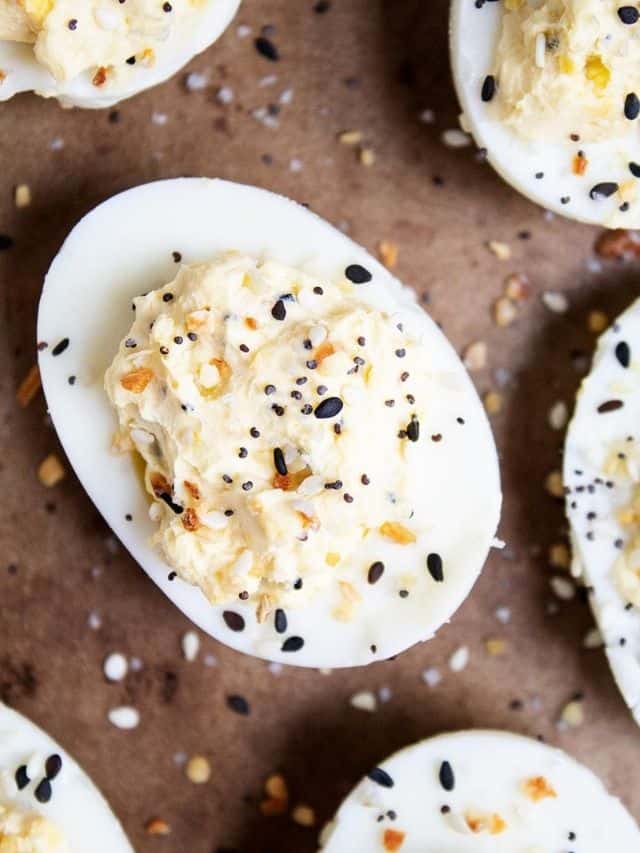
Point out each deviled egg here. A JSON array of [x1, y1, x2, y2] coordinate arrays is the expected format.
[[0, 702, 132, 852], [450, 0, 640, 228], [0, 0, 241, 108], [565, 298, 640, 724], [37, 178, 501, 668], [319, 730, 640, 850]]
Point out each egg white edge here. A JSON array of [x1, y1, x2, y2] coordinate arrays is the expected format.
[[0, 702, 133, 852], [564, 297, 640, 726], [318, 728, 640, 850], [36, 176, 502, 669], [0, 0, 241, 108], [449, 0, 640, 229]]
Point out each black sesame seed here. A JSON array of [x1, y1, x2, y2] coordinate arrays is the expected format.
[[159, 492, 184, 514], [187, 332, 198, 341], [45, 755, 62, 780], [630, 162, 640, 178], [615, 341, 631, 368], [625, 92, 640, 120], [223, 610, 245, 632], [238, 447, 248, 458], [368, 561, 384, 584], [255, 36, 279, 61], [35, 778, 52, 803], [314, 396, 343, 419], [427, 552, 444, 582], [281, 636, 304, 652], [0, 234, 13, 251], [272, 404, 285, 416], [367, 767, 394, 788], [313, 286, 324, 295], [68, 18, 78, 29], [242, 481, 253, 491], [159, 346, 169, 355], [481, 74, 496, 102], [250, 427, 260, 438], [15, 766, 29, 790], [274, 447, 288, 475], [590, 182, 619, 200], [619, 6, 640, 24], [174, 336, 183, 344], [239, 344, 249, 353], [162, 292, 174, 302], [438, 760, 455, 791], [598, 399, 624, 413], [227, 694, 250, 715], [274, 608, 287, 634], [265, 384, 276, 395], [52, 338, 70, 356], [406, 417, 420, 442], [345, 264, 372, 284], [272, 299, 287, 321], [163, 1, 172, 10]]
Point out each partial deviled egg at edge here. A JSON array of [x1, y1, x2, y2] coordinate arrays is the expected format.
[[318, 730, 640, 851], [564, 298, 640, 725], [450, 0, 640, 228], [0, 702, 133, 852], [37, 178, 501, 669], [0, 0, 241, 108]]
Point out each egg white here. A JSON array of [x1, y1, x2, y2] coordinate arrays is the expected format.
[[319, 729, 640, 851], [0, 0, 241, 108], [37, 177, 501, 668], [564, 298, 640, 725], [0, 703, 132, 852], [449, 0, 640, 228]]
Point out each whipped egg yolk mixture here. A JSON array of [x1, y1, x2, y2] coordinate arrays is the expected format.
[[0, 804, 69, 853], [0, 0, 202, 85], [106, 253, 429, 614], [492, 0, 640, 142]]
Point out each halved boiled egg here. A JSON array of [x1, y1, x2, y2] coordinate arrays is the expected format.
[[0, 702, 132, 852], [450, 0, 640, 228], [0, 0, 241, 108], [37, 178, 501, 668], [319, 730, 640, 850], [564, 297, 640, 725]]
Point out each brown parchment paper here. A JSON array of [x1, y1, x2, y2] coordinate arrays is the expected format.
[[1, 2, 640, 851]]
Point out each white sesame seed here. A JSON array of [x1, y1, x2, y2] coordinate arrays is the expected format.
[[103, 652, 128, 682], [216, 86, 234, 104], [583, 627, 603, 649], [548, 401, 569, 431], [181, 630, 200, 662], [184, 71, 209, 91], [108, 706, 140, 730], [495, 606, 511, 625], [448, 646, 470, 672], [349, 690, 377, 712], [421, 667, 441, 687], [550, 575, 576, 601], [87, 610, 102, 630], [542, 291, 569, 314], [441, 128, 471, 148]]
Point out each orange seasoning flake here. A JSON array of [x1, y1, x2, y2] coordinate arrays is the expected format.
[[120, 367, 154, 393], [182, 507, 200, 532], [524, 775, 557, 802], [379, 521, 416, 544], [465, 812, 506, 835], [183, 480, 201, 500], [315, 341, 335, 364], [382, 828, 406, 851], [572, 152, 588, 176], [150, 472, 172, 497], [92, 66, 109, 86]]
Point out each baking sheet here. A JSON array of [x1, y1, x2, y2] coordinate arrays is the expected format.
[[1, 1, 639, 851]]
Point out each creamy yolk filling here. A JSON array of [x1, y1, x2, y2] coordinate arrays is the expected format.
[[0, 804, 70, 853], [0, 0, 202, 84], [106, 253, 430, 618], [493, 0, 640, 142]]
